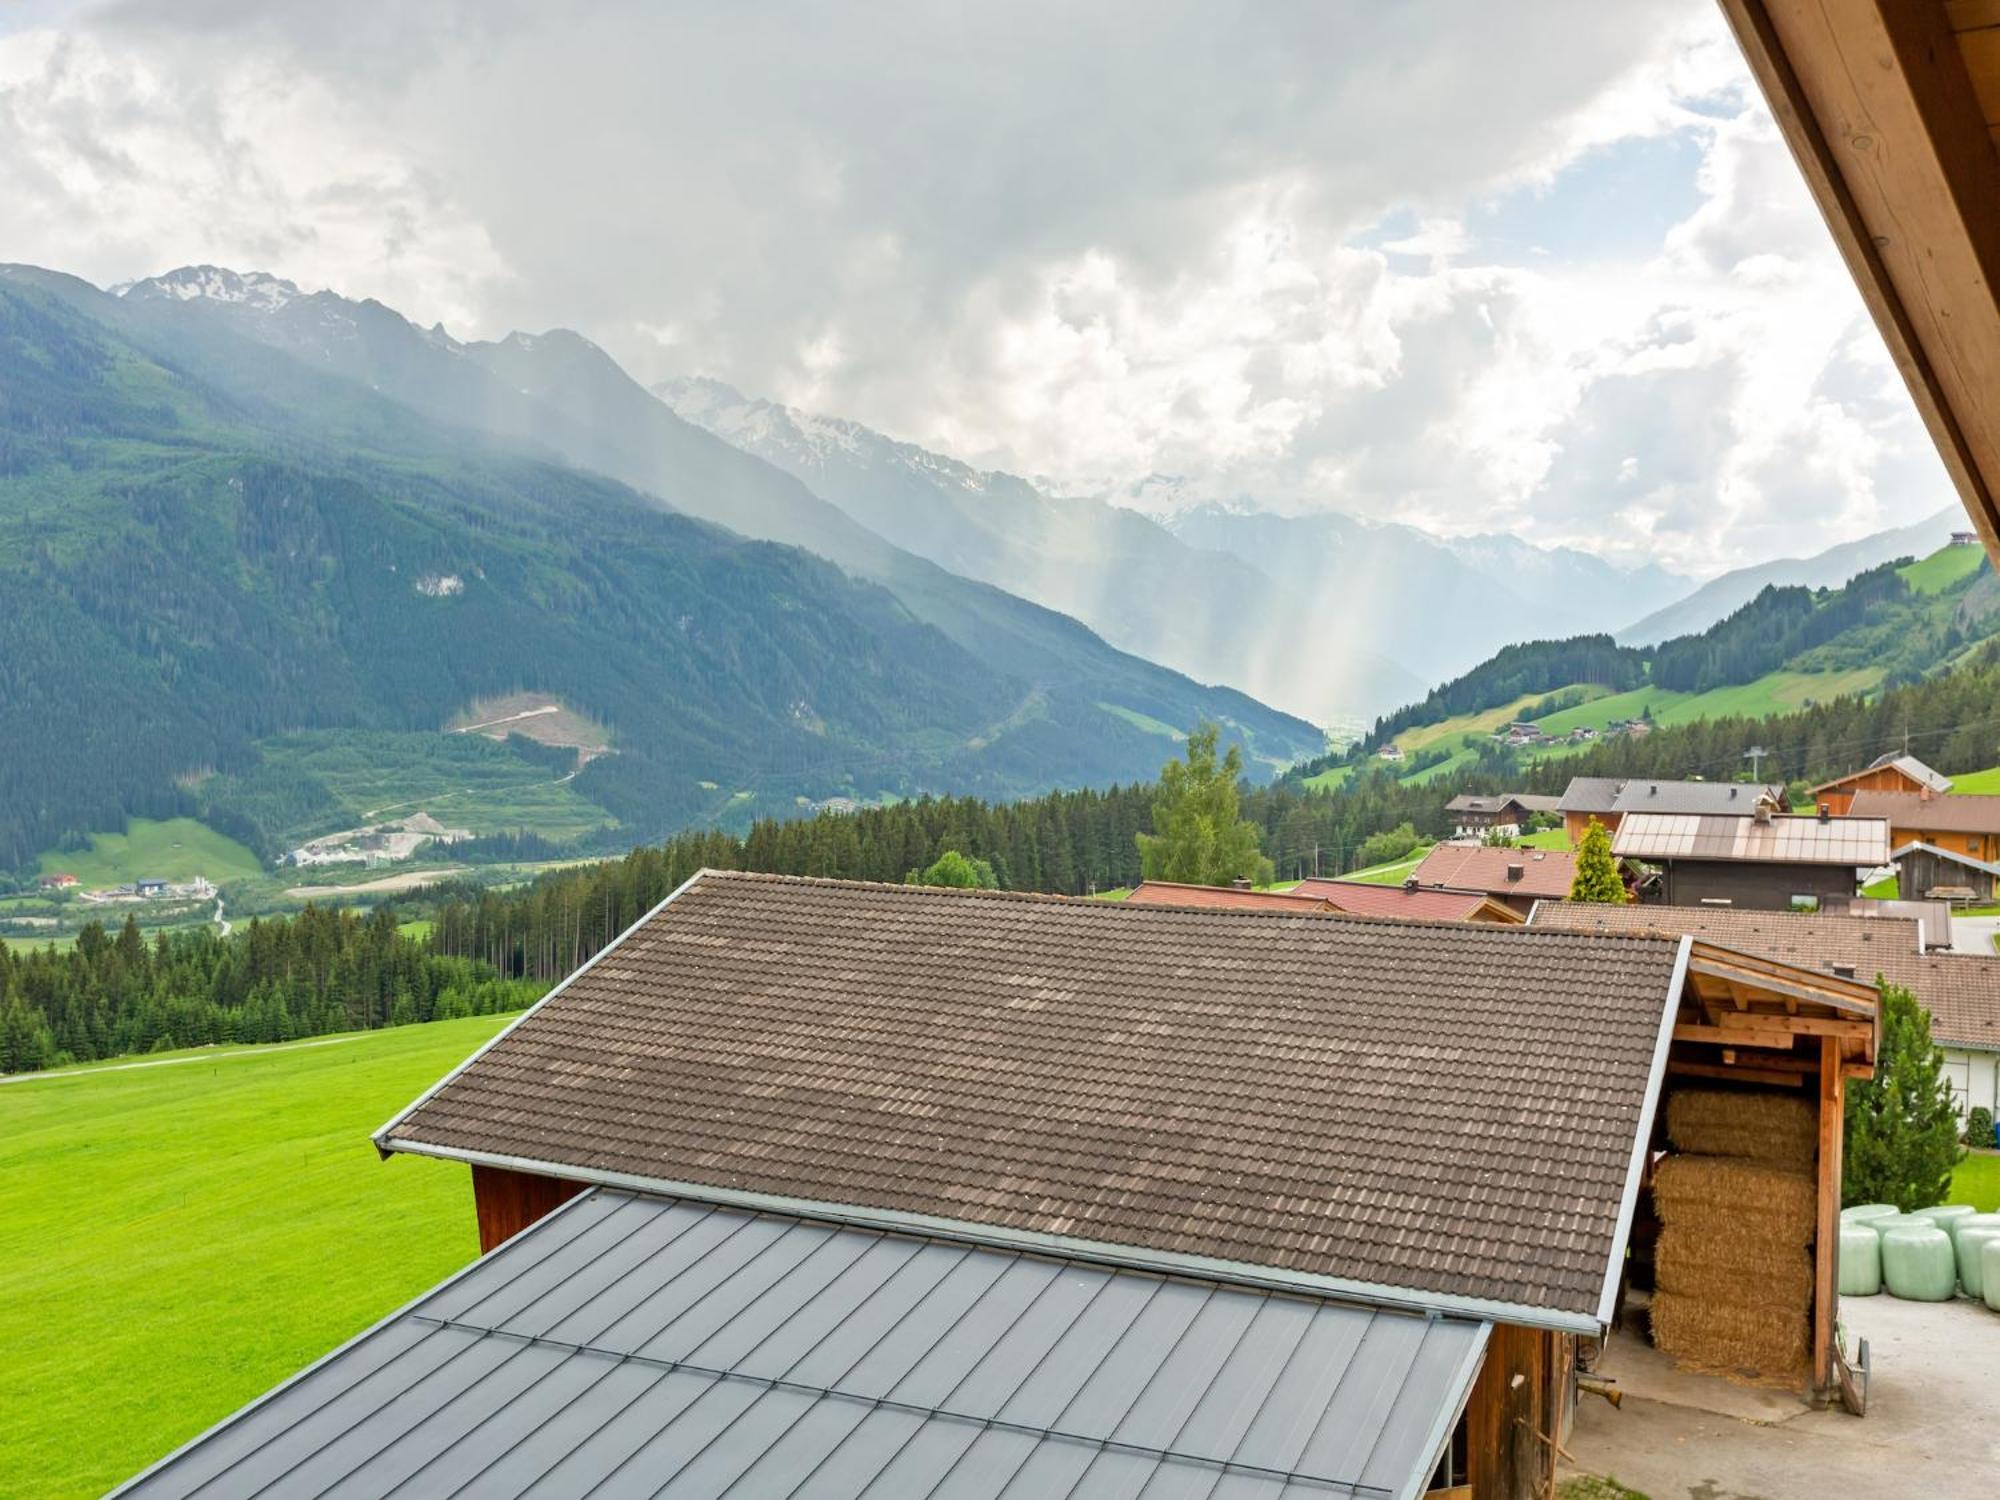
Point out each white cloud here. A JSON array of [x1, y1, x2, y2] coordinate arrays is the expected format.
[[0, 0, 1961, 576]]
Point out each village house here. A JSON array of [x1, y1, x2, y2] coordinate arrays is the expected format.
[[113, 872, 1880, 1497], [35, 872, 78, 890], [1289, 876, 1525, 924], [1846, 788, 2000, 903], [1809, 752, 1952, 815], [1444, 793, 1561, 839], [1555, 776, 1787, 845], [1611, 805, 1890, 912], [1403, 842, 1580, 915], [1531, 900, 2000, 1123]]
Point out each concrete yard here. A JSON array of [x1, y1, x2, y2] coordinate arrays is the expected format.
[[1564, 1294, 2000, 1499]]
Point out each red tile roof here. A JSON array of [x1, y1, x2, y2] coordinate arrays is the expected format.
[[1125, 881, 1335, 913], [1290, 878, 1523, 923], [1408, 843, 1578, 900]]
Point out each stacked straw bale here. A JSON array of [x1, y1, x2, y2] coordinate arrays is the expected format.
[[1650, 1090, 1817, 1386]]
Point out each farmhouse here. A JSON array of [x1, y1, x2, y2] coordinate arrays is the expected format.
[[1444, 793, 1560, 839], [1290, 876, 1525, 924], [1404, 842, 1578, 915], [1847, 789, 2000, 902], [1531, 900, 2000, 1121], [36, 872, 77, 889], [112, 872, 1880, 1497], [1555, 776, 1786, 844], [1809, 752, 1952, 815], [1125, 879, 1335, 912], [1612, 808, 1890, 912]]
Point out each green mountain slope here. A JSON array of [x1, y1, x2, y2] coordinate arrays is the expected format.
[[0, 269, 1313, 868], [1286, 543, 1996, 787]]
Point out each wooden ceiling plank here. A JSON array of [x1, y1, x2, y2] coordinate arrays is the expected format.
[[1947, 0, 2000, 33], [1721, 0, 2000, 553], [1959, 26, 2000, 124]]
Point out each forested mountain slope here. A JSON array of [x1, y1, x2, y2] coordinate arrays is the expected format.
[[0, 267, 1316, 868], [1348, 544, 1997, 755], [91, 267, 1315, 761]]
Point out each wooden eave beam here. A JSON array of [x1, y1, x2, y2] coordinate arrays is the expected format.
[[1720, 0, 2000, 558]]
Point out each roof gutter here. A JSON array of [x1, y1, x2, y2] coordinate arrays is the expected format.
[[1596, 933, 1688, 1328], [370, 866, 713, 1156], [376, 1137, 1605, 1336]]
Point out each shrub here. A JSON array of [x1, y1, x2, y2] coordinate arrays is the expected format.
[[1356, 822, 1423, 868], [1966, 1106, 1995, 1149]]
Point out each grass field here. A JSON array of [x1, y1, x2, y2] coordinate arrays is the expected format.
[[1529, 669, 1886, 741], [1899, 542, 1987, 595], [1948, 764, 2000, 795], [34, 817, 263, 888], [1096, 702, 1184, 741], [0, 1015, 511, 1498], [1950, 1152, 2000, 1212]]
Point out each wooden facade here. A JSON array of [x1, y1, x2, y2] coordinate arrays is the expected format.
[[471, 1163, 585, 1253], [1895, 842, 2000, 901], [1647, 857, 1859, 912], [1812, 763, 1932, 816]]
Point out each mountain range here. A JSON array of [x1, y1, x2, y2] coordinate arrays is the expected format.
[[0, 264, 1320, 865], [657, 378, 1695, 721]]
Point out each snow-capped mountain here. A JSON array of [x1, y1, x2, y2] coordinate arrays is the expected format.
[[121, 265, 305, 312]]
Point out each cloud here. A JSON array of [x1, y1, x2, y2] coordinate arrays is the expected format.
[[0, 0, 1960, 575]]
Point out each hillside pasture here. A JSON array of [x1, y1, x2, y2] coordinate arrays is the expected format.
[[34, 817, 263, 888], [1899, 542, 1987, 595], [0, 1014, 510, 1499], [1948, 764, 2000, 794], [1527, 668, 1887, 740]]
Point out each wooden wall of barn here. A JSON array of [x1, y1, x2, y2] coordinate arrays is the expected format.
[[471, 1164, 586, 1252]]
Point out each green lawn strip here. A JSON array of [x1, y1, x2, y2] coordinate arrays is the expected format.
[[1898, 542, 1986, 595], [0, 1014, 509, 1498], [1948, 765, 2000, 795], [1301, 763, 1353, 792], [1344, 845, 1435, 885], [34, 817, 263, 887], [1861, 873, 1899, 899], [1949, 1152, 2000, 1212]]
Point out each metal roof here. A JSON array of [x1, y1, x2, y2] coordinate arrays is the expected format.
[[117, 1189, 1490, 1500], [1611, 812, 1890, 866]]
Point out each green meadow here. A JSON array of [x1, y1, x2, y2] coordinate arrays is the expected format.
[[0, 1015, 511, 1498], [34, 817, 264, 888]]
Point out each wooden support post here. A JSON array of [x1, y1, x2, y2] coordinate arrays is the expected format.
[[1813, 1035, 1843, 1393]]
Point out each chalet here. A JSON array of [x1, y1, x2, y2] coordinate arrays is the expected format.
[[1611, 807, 1890, 912], [1848, 790, 2000, 901], [1532, 900, 2000, 1123], [1809, 753, 1952, 815], [1125, 879, 1335, 913], [134, 878, 168, 898], [36, 873, 77, 890], [1953, 531, 1980, 547], [1444, 792, 1561, 838], [1555, 776, 1786, 844], [111, 872, 1881, 1497], [1377, 743, 1405, 762], [1405, 842, 1579, 915], [1289, 876, 1525, 924]]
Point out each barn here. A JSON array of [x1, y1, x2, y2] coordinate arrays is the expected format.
[[114, 872, 1877, 1499]]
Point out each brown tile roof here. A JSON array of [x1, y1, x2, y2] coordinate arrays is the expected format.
[[380, 870, 1689, 1322], [1851, 790, 2000, 835], [1124, 881, 1335, 913], [1530, 900, 2000, 1053], [1611, 812, 1890, 866], [1290, 878, 1524, 923], [1408, 843, 1578, 899]]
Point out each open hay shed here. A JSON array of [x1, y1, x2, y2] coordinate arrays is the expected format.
[[1629, 945, 1879, 1398]]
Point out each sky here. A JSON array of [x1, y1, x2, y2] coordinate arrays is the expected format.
[[0, 0, 1961, 577]]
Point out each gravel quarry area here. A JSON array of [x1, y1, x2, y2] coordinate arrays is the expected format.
[[1565, 1294, 2000, 1499]]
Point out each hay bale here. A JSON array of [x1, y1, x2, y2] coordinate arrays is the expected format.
[[1650, 1289, 1808, 1385], [1954, 1221, 2000, 1298], [1652, 1156, 1816, 1245], [1880, 1225, 1957, 1301], [1984, 1240, 2000, 1313], [1666, 1090, 1817, 1169], [1838, 1223, 1882, 1295], [1841, 1203, 1899, 1225], [1913, 1203, 1976, 1244], [1655, 1223, 1813, 1304]]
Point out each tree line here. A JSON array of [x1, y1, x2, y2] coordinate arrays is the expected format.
[[0, 904, 540, 1073]]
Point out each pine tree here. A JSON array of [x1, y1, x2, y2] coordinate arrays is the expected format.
[[1136, 724, 1274, 887], [1844, 984, 1964, 1209], [1568, 818, 1626, 903]]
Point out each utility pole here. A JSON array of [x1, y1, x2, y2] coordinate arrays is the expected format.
[[1743, 745, 1770, 783]]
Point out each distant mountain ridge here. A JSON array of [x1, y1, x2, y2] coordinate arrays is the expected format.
[[660, 380, 1692, 722], [1616, 507, 1964, 643]]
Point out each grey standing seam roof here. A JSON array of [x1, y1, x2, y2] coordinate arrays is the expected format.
[[116, 1189, 1489, 1500]]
